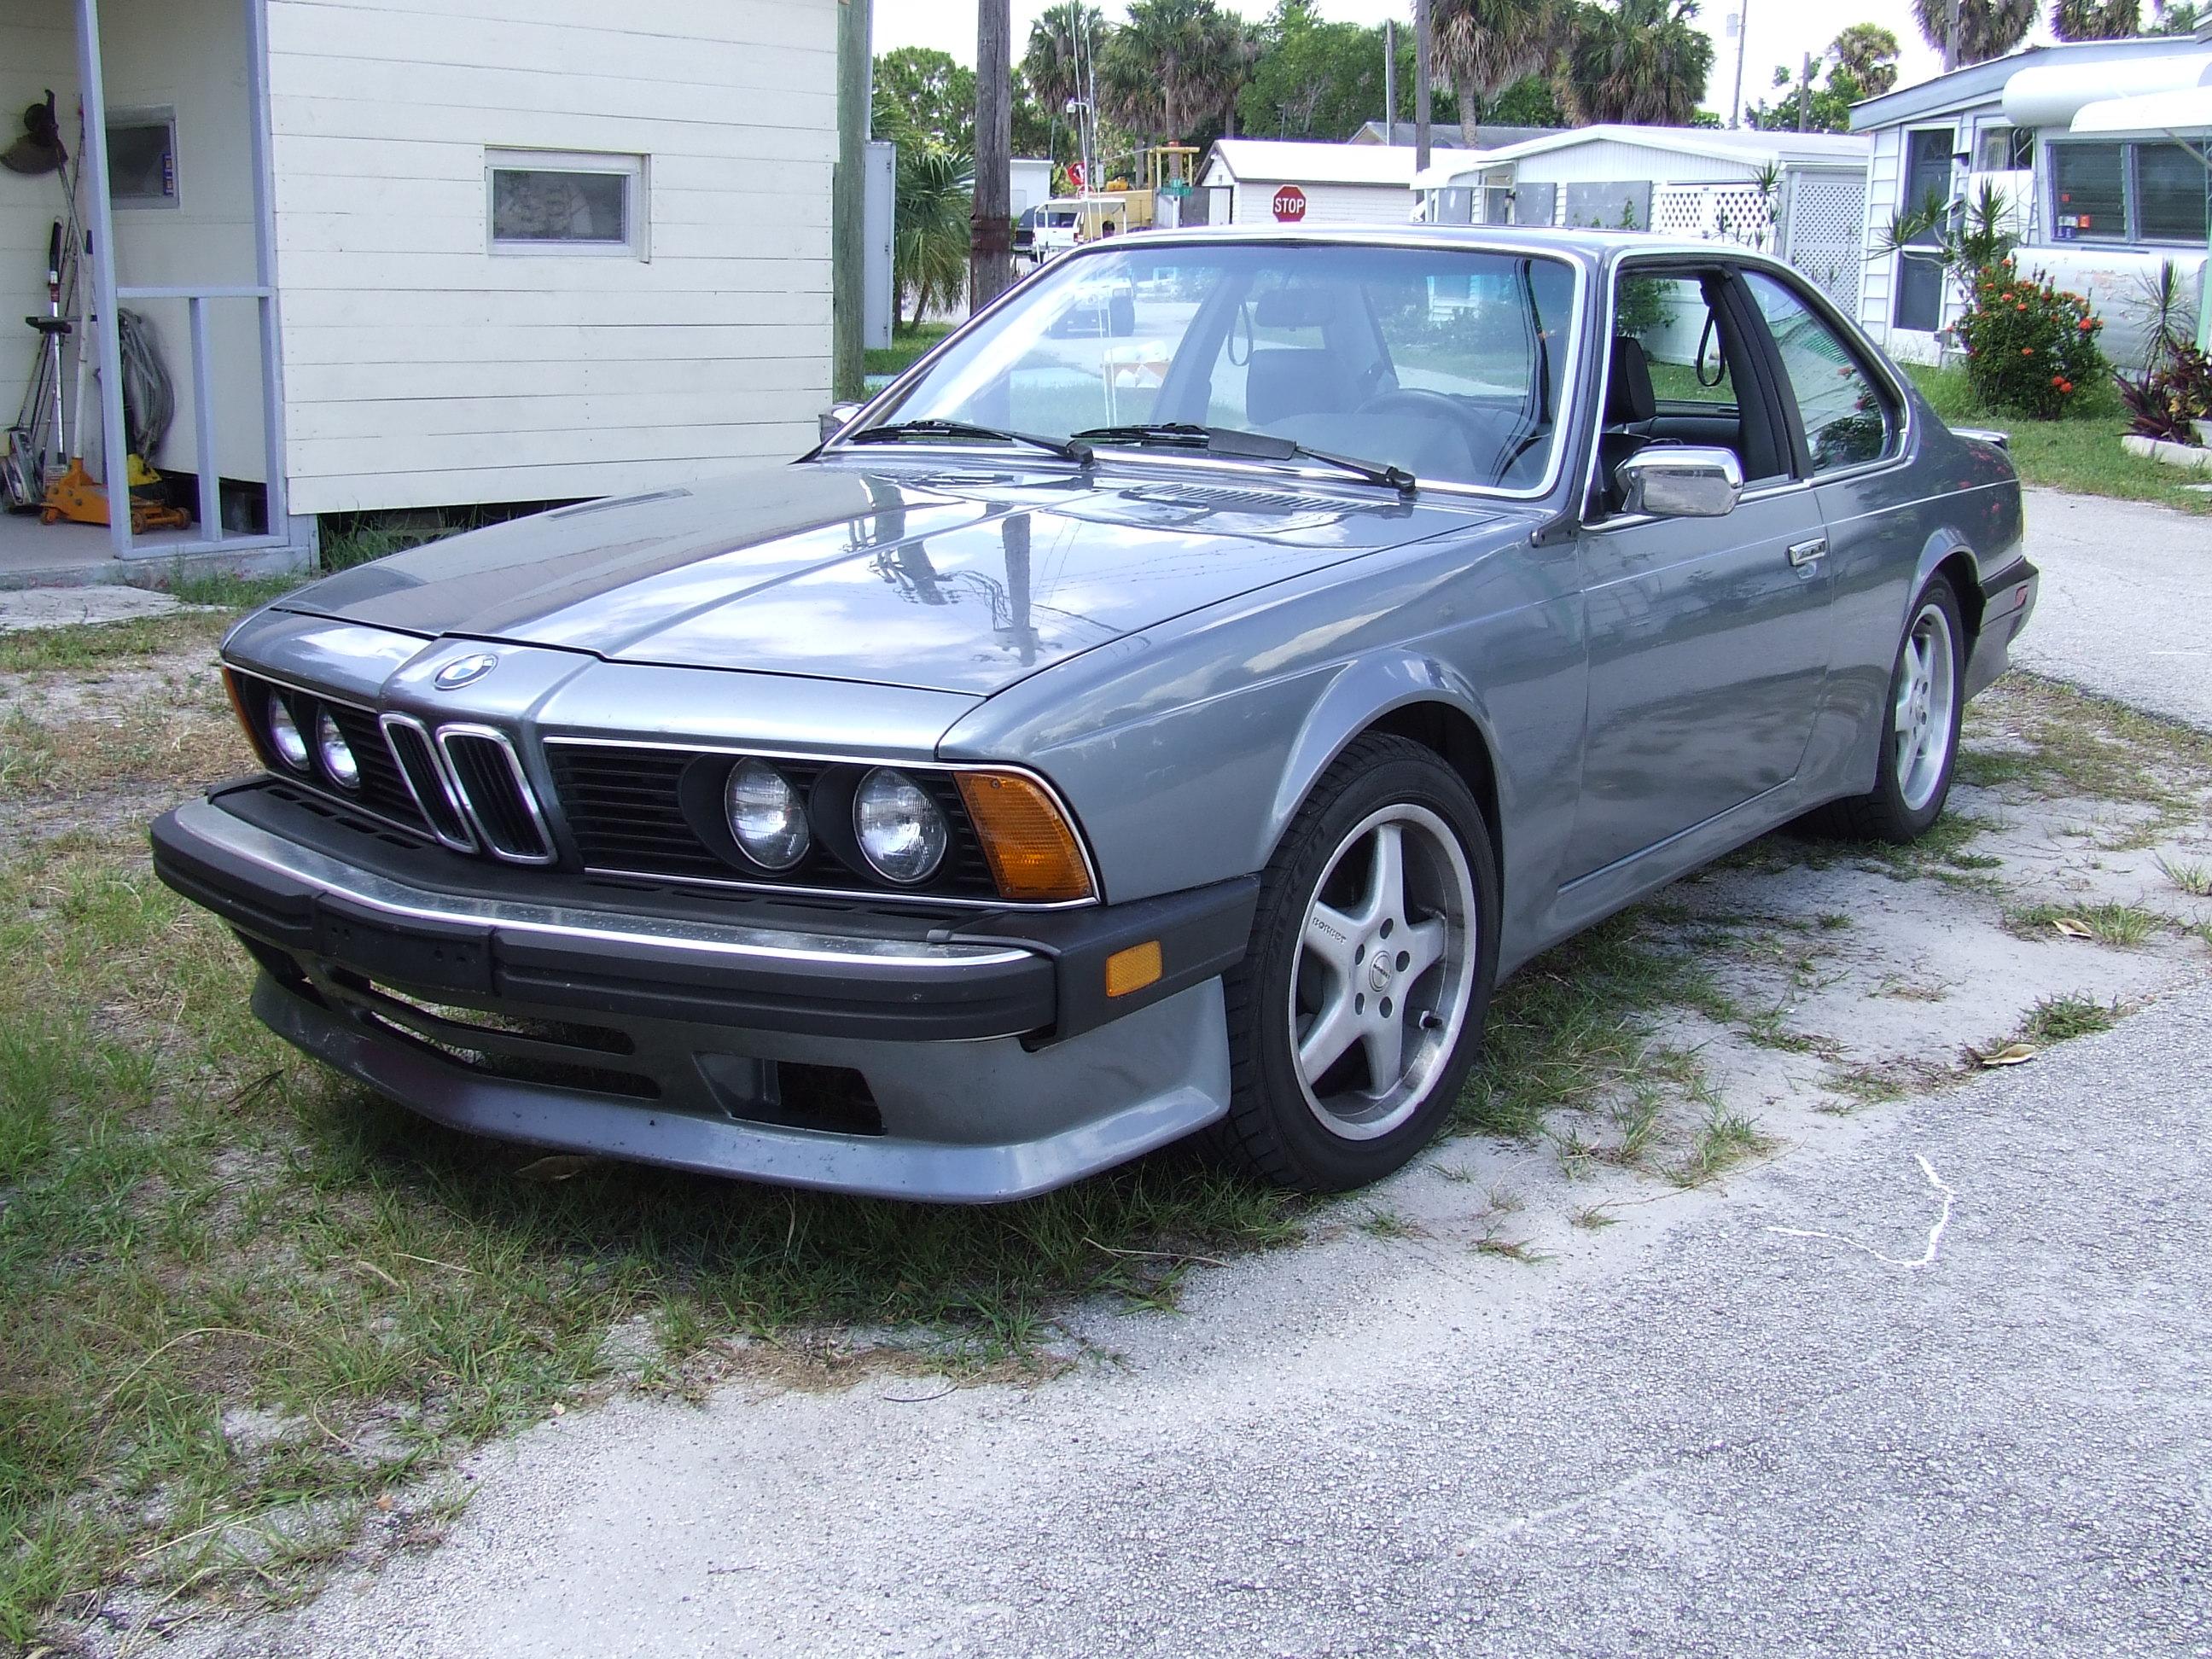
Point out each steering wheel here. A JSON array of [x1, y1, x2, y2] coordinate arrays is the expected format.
[[1354, 387, 1470, 426]]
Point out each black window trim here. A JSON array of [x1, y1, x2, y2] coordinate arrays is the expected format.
[[1734, 263, 1910, 484]]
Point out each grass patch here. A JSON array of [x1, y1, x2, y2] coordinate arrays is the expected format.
[[2157, 855, 2212, 898], [865, 323, 954, 380], [1666, 1103, 1770, 1188], [2005, 901, 2164, 947], [2017, 992, 2128, 1045], [1905, 363, 2212, 514], [0, 609, 231, 676]]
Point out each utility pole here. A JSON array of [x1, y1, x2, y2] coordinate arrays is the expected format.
[[1384, 20, 1397, 147], [1727, 0, 1750, 129], [831, 0, 870, 401], [1412, 0, 1432, 173], [1941, 0, 1961, 72], [1796, 51, 1813, 132], [972, 0, 1014, 313]]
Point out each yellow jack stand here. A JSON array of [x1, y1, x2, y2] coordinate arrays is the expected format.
[[40, 456, 190, 533]]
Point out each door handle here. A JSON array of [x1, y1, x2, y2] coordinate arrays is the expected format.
[[1787, 537, 1829, 568]]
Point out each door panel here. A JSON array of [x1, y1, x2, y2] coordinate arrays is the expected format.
[[1565, 490, 1832, 880]]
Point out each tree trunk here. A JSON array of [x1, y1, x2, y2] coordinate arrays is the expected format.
[[1458, 74, 1482, 147], [971, 0, 1014, 313]]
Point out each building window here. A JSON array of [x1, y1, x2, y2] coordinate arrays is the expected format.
[[2051, 143, 2128, 242], [107, 108, 178, 208], [2136, 141, 2209, 245], [486, 150, 647, 256], [1975, 125, 2034, 172]]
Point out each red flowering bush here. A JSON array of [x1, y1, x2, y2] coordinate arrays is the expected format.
[[1955, 259, 2108, 419]]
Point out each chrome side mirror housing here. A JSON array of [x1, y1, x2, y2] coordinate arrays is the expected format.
[[1614, 446, 1743, 519], [818, 401, 865, 444]]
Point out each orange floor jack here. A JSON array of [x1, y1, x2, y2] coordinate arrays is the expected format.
[[39, 264, 189, 533]]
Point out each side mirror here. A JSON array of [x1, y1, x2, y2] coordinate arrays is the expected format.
[[1614, 446, 1743, 518], [818, 401, 864, 444]]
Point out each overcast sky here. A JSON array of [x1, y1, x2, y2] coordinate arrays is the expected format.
[[872, 0, 2064, 124]]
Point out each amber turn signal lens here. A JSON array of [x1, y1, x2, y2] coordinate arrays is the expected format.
[[221, 668, 265, 764], [1104, 940, 1162, 998], [955, 770, 1094, 903]]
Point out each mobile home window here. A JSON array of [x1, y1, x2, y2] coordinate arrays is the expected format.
[[2136, 142, 2209, 244], [107, 109, 178, 207], [2051, 143, 2127, 241], [487, 150, 646, 255], [1975, 125, 2033, 172]]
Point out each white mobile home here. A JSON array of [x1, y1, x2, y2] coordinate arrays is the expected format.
[[1, 0, 837, 583], [1412, 125, 1872, 316], [1850, 30, 2212, 367], [1197, 141, 1421, 228]]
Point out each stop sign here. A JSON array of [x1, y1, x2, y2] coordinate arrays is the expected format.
[[1272, 185, 1307, 224]]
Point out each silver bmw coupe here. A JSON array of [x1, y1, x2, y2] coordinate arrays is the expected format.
[[154, 226, 2034, 1202]]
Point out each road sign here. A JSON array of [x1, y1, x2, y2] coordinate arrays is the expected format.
[[1272, 185, 1307, 224]]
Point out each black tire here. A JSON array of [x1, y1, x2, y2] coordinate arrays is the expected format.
[[1214, 733, 1499, 1191], [1802, 577, 1966, 844]]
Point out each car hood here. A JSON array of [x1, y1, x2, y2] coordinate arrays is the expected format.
[[276, 462, 1499, 696]]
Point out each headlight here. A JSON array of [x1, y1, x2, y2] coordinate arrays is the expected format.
[[315, 709, 360, 790], [266, 696, 311, 771], [853, 767, 946, 884], [725, 759, 809, 870]]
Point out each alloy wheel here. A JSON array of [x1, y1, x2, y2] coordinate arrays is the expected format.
[[1286, 803, 1477, 1141], [1893, 598, 1958, 812]]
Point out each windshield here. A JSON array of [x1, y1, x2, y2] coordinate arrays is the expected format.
[[856, 242, 1580, 492]]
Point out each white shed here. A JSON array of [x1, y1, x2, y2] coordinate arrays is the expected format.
[[1, 0, 838, 584], [1413, 125, 1871, 316], [1196, 140, 1419, 229]]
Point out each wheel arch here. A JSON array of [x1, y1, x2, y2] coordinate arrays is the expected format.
[[1262, 653, 1504, 882], [1912, 534, 1985, 643]]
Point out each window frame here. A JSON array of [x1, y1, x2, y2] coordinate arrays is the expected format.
[[2046, 137, 2210, 247], [1975, 124, 2034, 174], [485, 148, 649, 259], [106, 106, 180, 211], [2132, 138, 2212, 247], [1739, 265, 1906, 481]]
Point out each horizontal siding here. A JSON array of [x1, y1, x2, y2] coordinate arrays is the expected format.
[[1858, 130, 1902, 337], [265, 0, 836, 515], [1516, 140, 1761, 187]]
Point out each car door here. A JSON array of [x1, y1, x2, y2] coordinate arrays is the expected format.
[[1561, 263, 1834, 889]]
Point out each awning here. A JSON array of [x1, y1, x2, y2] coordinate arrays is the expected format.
[[2002, 52, 2212, 128], [2069, 84, 2212, 137]]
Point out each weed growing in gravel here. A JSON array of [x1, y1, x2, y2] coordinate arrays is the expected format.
[[2005, 902, 2164, 947], [2017, 993, 2128, 1045], [1668, 1103, 1771, 1188], [2157, 856, 2212, 898]]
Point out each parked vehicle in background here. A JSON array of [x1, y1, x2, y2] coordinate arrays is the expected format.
[[154, 226, 2034, 1204]]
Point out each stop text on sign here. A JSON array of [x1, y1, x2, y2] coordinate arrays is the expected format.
[[1272, 185, 1307, 223]]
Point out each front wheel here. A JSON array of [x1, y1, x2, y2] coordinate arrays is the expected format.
[[1215, 734, 1499, 1191], [1803, 578, 1965, 844]]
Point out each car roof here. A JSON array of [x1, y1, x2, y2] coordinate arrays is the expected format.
[[1072, 223, 1810, 280]]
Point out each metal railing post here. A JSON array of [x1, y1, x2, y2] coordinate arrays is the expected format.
[[73, 0, 133, 557], [188, 295, 222, 544]]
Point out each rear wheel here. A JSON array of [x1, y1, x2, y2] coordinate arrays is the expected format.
[[1215, 734, 1498, 1191], [1803, 578, 1965, 844]]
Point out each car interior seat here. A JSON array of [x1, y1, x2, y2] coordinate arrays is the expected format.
[[1245, 349, 1363, 428]]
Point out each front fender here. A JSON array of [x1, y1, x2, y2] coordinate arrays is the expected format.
[[1260, 651, 1499, 872]]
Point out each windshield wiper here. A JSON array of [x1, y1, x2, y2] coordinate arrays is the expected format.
[[1068, 422, 1417, 495], [844, 419, 1092, 464]]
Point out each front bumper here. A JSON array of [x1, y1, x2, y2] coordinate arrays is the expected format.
[[152, 784, 1254, 1202]]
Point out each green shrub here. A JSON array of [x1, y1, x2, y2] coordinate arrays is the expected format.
[[2118, 344, 2212, 444], [1956, 259, 2109, 419]]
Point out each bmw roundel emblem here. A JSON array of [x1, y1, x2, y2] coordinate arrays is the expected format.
[[434, 652, 498, 690]]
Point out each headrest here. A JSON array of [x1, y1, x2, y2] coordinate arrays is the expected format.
[[1605, 335, 1656, 427]]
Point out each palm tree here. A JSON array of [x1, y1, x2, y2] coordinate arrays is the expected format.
[[1910, 0, 2035, 67], [1024, 3, 1103, 125], [894, 147, 973, 332], [1430, 0, 1564, 144], [1099, 0, 1262, 145], [1831, 22, 1901, 96], [2051, 0, 2141, 37], [1558, 0, 1715, 126]]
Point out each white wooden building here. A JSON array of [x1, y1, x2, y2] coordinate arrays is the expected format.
[[1849, 30, 2212, 368], [1412, 125, 1872, 317], [1196, 141, 1421, 228], [1, 0, 837, 580]]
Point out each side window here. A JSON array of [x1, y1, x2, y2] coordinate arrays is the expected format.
[[1743, 271, 1898, 474], [1619, 274, 1734, 408]]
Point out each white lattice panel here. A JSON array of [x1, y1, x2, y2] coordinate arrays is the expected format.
[[1651, 183, 1776, 251], [1782, 172, 1867, 315]]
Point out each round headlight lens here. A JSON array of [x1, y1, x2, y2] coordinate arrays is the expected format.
[[266, 696, 311, 771], [853, 767, 947, 884], [725, 759, 809, 870], [315, 708, 360, 790]]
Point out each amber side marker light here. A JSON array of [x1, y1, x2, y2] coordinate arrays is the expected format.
[[955, 770, 1095, 904], [221, 667, 268, 765], [1104, 940, 1163, 998]]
